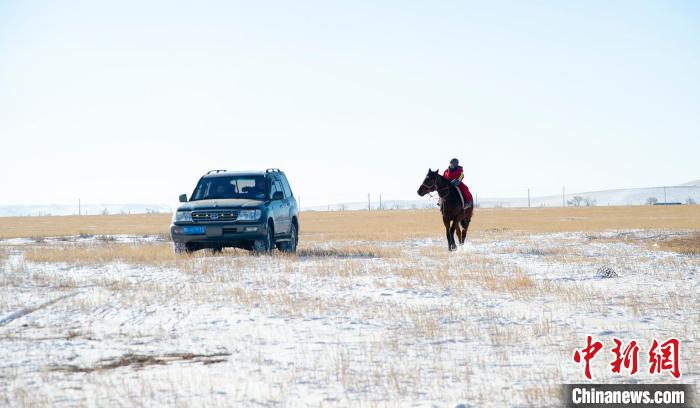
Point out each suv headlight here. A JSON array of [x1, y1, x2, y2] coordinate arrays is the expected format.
[[238, 209, 261, 221], [173, 211, 193, 222]]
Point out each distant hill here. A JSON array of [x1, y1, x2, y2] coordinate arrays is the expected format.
[[680, 179, 700, 187], [510, 184, 699, 207], [304, 199, 437, 212]]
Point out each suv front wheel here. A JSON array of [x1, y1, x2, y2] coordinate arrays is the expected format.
[[253, 223, 274, 254], [173, 242, 187, 254], [174, 242, 197, 254], [277, 223, 297, 253]]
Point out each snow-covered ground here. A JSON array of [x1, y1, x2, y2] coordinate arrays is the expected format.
[[0, 231, 697, 406]]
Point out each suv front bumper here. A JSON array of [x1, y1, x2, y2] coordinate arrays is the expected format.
[[170, 222, 268, 247]]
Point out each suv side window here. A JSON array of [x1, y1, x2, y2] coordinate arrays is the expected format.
[[269, 176, 284, 199], [274, 179, 285, 198], [279, 174, 293, 198], [268, 177, 279, 197]]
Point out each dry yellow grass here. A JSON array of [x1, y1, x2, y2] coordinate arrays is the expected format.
[[0, 214, 171, 240], [656, 233, 700, 255], [294, 244, 403, 258], [301, 205, 700, 241], [19, 241, 399, 267], [481, 268, 535, 297], [0, 205, 697, 241], [23, 243, 178, 265]]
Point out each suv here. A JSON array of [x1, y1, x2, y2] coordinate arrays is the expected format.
[[170, 169, 299, 254]]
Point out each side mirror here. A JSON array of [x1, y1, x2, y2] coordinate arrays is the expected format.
[[272, 191, 284, 200], [178, 194, 188, 203]]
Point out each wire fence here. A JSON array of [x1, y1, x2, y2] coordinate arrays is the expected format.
[[301, 185, 700, 211]]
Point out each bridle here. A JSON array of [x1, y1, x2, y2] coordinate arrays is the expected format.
[[421, 175, 450, 198]]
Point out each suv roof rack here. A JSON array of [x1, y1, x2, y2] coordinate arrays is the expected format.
[[265, 168, 281, 174], [206, 169, 227, 174]]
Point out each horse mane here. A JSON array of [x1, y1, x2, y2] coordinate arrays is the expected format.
[[432, 171, 449, 183]]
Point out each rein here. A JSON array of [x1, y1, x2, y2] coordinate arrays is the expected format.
[[421, 176, 451, 198]]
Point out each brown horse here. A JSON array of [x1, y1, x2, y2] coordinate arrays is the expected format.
[[417, 169, 474, 251]]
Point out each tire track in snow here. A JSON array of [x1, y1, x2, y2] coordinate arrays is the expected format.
[[0, 293, 78, 327]]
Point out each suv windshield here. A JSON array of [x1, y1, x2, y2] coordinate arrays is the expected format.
[[191, 176, 266, 201]]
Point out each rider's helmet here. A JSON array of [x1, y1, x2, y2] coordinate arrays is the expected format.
[[449, 158, 459, 168]]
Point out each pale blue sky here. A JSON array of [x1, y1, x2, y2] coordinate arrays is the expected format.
[[1, 1, 698, 207]]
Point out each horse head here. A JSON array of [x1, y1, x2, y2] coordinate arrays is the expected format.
[[417, 169, 441, 196]]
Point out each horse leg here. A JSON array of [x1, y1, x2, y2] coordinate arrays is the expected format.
[[460, 207, 474, 243], [443, 217, 453, 251], [448, 220, 458, 251], [459, 219, 467, 244], [454, 221, 463, 245]]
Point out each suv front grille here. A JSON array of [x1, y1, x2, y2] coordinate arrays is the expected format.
[[192, 210, 238, 222]]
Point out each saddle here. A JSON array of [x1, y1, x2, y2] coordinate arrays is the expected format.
[[455, 187, 472, 210], [438, 186, 472, 210]]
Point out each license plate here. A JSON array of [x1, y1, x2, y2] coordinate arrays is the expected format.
[[183, 226, 205, 235], [205, 225, 223, 237]]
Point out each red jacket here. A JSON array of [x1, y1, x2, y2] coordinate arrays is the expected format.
[[443, 166, 464, 182], [444, 166, 473, 203]]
